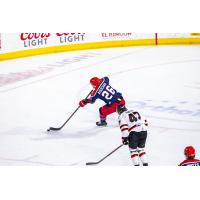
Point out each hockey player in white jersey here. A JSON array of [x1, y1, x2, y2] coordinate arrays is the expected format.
[[117, 105, 148, 166]]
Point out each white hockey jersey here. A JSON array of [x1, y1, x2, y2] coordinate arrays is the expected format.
[[118, 109, 148, 137]]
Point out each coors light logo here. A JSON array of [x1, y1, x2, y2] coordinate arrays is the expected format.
[[20, 33, 85, 48], [56, 33, 85, 43], [20, 33, 50, 48]]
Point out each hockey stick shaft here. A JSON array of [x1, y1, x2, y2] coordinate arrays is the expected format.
[[86, 144, 124, 165], [47, 90, 93, 131], [48, 106, 80, 131]]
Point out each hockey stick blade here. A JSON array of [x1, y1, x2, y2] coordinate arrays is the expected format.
[[85, 144, 123, 166], [47, 90, 93, 132], [86, 162, 99, 165], [47, 127, 61, 132]]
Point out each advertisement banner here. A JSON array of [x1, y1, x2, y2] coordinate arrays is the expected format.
[[101, 33, 155, 40], [0, 33, 88, 53], [0, 33, 199, 55], [0, 33, 156, 54]]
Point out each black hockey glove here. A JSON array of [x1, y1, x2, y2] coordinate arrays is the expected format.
[[84, 99, 90, 103], [122, 137, 129, 145], [79, 99, 90, 107]]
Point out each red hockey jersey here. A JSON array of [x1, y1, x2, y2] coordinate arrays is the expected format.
[[179, 158, 200, 166]]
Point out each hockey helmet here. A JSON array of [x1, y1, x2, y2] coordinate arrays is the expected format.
[[116, 105, 127, 115], [184, 146, 195, 157], [90, 77, 101, 87]]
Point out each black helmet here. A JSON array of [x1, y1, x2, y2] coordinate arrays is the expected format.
[[116, 105, 127, 115]]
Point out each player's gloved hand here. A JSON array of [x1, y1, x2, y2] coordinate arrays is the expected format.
[[79, 99, 90, 107], [79, 99, 87, 107], [122, 137, 129, 145]]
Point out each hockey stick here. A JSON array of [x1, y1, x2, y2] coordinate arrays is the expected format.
[[47, 90, 93, 132], [86, 144, 124, 165]]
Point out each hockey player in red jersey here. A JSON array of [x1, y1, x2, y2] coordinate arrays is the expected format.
[[116, 105, 148, 166], [79, 77, 125, 126], [178, 146, 200, 166]]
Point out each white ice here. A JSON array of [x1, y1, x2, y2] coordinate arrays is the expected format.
[[0, 45, 200, 166]]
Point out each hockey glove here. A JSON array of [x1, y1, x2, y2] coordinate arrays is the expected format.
[[79, 99, 90, 107], [122, 137, 129, 145]]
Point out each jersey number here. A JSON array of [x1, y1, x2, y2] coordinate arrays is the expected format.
[[102, 86, 115, 100], [128, 112, 141, 122]]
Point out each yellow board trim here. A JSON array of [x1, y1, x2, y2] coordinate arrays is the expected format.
[[0, 39, 155, 61], [157, 38, 200, 45], [0, 37, 200, 61]]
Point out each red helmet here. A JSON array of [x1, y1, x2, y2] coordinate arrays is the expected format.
[[184, 146, 195, 157], [90, 77, 101, 87]]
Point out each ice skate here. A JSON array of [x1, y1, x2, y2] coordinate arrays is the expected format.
[[96, 120, 107, 127]]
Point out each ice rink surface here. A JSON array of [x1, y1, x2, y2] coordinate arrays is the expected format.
[[0, 45, 200, 166]]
